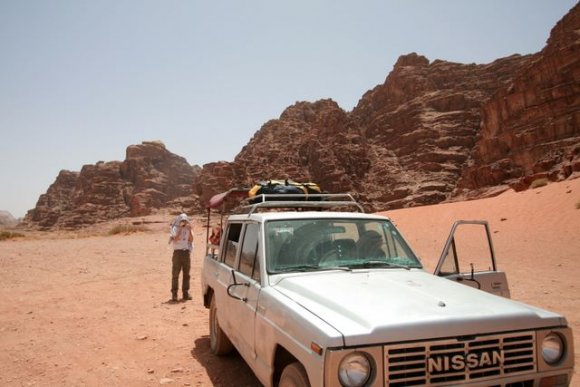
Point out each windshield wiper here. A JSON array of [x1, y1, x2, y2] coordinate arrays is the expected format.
[[276, 264, 321, 273], [348, 260, 411, 270], [318, 266, 352, 272], [276, 264, 352, 273]]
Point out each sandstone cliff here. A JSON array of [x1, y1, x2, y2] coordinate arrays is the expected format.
[[350, 53, 536, 209], [196, 53, 539, 211], [457, 2, 580, 194], [24, 141, 201, 230], [25, 4, 580, 228], [196, 3, 579, 211]]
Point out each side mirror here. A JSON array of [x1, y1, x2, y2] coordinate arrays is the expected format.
[[227, 269, 249, 302]]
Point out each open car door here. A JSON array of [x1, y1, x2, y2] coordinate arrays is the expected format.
[[434, 220, 511, 298]]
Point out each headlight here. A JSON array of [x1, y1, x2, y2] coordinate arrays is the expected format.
[[541, 333, 564, 365], [338, 352, 371, 387]]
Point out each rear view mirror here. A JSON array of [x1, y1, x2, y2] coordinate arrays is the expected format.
[[227, 269, 249, 302]]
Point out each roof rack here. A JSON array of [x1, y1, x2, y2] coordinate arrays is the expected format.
[[235, 193, 365, 215]]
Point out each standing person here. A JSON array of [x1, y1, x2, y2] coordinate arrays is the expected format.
[[169, 213, 194, 302], [208, 225, 222, 257]]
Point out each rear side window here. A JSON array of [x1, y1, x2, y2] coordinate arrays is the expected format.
[[223, 223, 242, 268], [239, 223, 260, 281]]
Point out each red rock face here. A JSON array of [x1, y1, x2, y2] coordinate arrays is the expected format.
[[24, 141, 200, 230], [201, 4, 579, 211], [201, 53, 536, 211], [230, 99, 370, 195], [120, 141, 200, 215], [195, 160, 244, 209], [457, 2, 580, 194], [350, 53, 536, 210], [26, 170, 80, 229], [25, 5, 580, 228]]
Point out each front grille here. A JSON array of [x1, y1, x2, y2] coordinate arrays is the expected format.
[[385, 332, 536, 386]]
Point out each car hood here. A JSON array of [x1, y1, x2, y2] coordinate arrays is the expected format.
[[272, 270, 566, 346]]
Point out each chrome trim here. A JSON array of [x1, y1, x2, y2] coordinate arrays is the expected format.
[[385, 332, 536, 386]]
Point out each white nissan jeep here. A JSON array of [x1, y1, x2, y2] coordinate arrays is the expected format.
[[200, 192, 575, 387]]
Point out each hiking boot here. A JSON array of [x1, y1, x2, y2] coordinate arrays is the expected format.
[[182, 292, 192, 301], [171, 293, 178, 302]]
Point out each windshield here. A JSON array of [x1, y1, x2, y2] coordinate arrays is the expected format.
[[266, 218, 422, 273]]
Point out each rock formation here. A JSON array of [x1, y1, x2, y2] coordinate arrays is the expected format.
[[25, 4, 580, 228], [197, 3, 579, 211], [26, 170, 80, 229], [457, 2, 580, 194], [196, 53, 538, 211], [24, 141, 200, 230], [349, 53, 537, 209], [231, 99, 369, 194]]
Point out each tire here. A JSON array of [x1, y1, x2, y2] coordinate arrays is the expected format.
[[209, 295, 234, 355], [279, 362, 310, 387]]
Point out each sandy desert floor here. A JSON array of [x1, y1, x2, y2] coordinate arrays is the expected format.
[[1, 178, 579, 386]]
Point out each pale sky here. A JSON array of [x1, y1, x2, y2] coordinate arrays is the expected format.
[[0, 0, 577, 218]]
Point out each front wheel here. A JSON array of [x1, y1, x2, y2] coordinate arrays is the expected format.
[[209, 295, 233, 355], [279, 362, 310, 387]]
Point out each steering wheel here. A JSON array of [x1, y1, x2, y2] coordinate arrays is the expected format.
[[318, 249, 339, 265]]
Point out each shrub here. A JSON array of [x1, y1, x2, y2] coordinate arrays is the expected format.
[[0, 231, 25, 241], [529, 178, 549, 189], [108, 224, 147, 236]]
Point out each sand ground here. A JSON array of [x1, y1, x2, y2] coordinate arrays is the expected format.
[[1, 178, 579, 386]]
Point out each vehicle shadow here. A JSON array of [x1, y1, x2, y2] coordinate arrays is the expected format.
[[191, 336, 262, 387]]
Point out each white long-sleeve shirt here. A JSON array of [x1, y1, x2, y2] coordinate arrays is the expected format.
[[171, 226, 193, 251]]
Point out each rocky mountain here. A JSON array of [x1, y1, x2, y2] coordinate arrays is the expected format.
[[196, 3, 579, 211], [25, 3, 579, 229], [457, 3, 580, 195], [197, 53, 530, 209], [348, 53, 537, 208], [24, 141, 201, 230]]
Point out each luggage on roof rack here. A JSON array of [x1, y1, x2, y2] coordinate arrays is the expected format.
[[248, 180, 322, 203], [205, 182, 364, 214], [238, 193, 365, 214]]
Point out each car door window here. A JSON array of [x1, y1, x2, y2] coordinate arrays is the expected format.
[[436, 222, 496, 275], [435, 221, 510, 298], [239, 223, 260, 281], [223, 223, 242, 268]]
